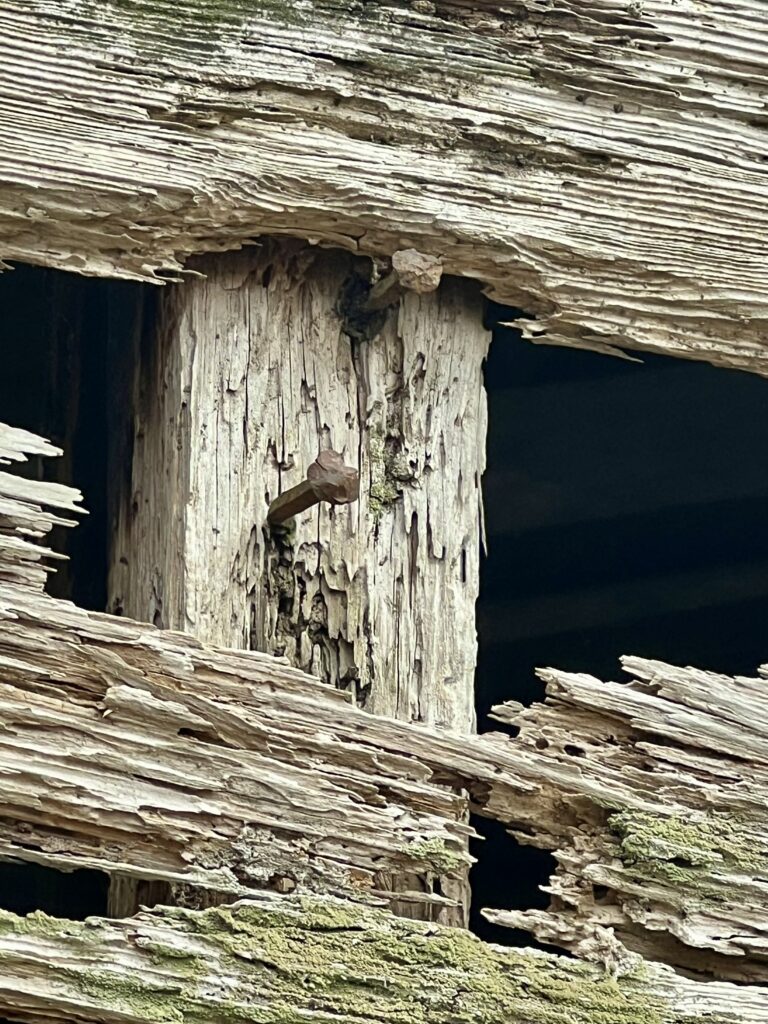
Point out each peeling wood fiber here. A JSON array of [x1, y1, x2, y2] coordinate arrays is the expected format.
[[2, 1, 768, 372], [0, 423, 474, 910], [6, 422, 768, 989], [486, 658, 768, 982], [0, 604, 472, 907], [109, 240, 488, 734]]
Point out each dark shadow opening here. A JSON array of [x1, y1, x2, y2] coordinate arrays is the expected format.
[[0, 860, 111, 1024], [469, 815, 557, 947], [473, 301, 768, 945], [0, 264, 150, 609], [0, 860, 108, 919]]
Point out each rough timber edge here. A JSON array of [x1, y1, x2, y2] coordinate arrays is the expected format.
[[0, 893, 766, 1024], [1, 0, 768, 374], [5, 421, 768, 984], [0, 420, 478, 909]]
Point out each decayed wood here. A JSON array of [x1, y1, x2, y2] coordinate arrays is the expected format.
[[0, 602, 473, 908], [485, 657, 768, 982], [2, 2, 768, 374], [107, 239, 484, 923], [17, 279, 486, 923], [9, 419, 768, 991], [109, 241, 489, 734], [0, 423, 82, 591], [363, 249, 443, 312], [1, 420, 475, 911], [1, 894, 767, 1024]]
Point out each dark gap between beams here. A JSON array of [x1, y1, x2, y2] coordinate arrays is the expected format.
[[472, 299, 768, 948]]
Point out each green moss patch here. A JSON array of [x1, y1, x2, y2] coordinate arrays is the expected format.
[[610, 809, 768, 874]]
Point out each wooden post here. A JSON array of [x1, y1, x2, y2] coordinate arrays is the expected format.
[[108, 238, 490, 921]]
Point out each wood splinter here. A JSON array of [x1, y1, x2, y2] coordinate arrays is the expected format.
[[267, 450, 360, 525]]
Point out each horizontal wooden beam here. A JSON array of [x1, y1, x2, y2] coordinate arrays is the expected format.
[[488, 655, 768, 981], [0, 893, 766, 1024], [1, 2, 768, 373], [0, 429, 478, 912]]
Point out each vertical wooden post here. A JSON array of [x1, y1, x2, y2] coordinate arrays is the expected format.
[[109, 238, 490, 920]]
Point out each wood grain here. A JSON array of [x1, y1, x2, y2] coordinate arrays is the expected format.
[[1, 2, 767, 372]]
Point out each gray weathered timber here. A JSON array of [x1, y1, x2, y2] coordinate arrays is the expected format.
[[1, 894, 767, 1024], [486, 658, 768, 982], [1, 1, 767, 373], [0, 587, 474, 907], [7, 420, 768, 987], [107, 242, 484, 926], [0, 424, 82, 589], [0, 421, 475, 911], [108, 242, 489, 734]]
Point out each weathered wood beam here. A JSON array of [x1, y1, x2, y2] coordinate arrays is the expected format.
[[7, 420, 768, 988], [108, 242, 488, 735], [2, 2, 768, 373], [1, 894, 767, 1024], [0, 423, 476, 910], [0, 601, 473, 907], [107, 240, 488, 925], [487, 657, 768, 981]]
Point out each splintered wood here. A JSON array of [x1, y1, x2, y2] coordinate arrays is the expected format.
[[1, 1, 768, 374], [3, 421, 768, 1017], [0, 423, 82, 590], [487, 658, 768, 982], [109, 242, 488, 735], [1, 894, 767, 1024], [0, 422, 472, 911]]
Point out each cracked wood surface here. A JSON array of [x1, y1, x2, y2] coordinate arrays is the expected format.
[[486, 656, 768, 982], [5, 421, 768, 988], [107, 240, 489, 923], [2, 895, 768, 1024], [2, 1, 768, 373], [0, 422, 475, 912], [109, 241, 488, 731]]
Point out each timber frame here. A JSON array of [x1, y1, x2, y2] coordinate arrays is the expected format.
[[2, 1, 768, 1020], [3, 423, 768, 1017]]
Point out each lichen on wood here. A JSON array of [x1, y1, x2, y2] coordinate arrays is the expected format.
[[0, 893, 767, 1024], [6, 420, 768, 995], [485, 657, 768, 981]]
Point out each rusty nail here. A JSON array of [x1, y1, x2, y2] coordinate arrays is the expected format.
[[362, 248, 443, 312], [267, 450, 360, 526]]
